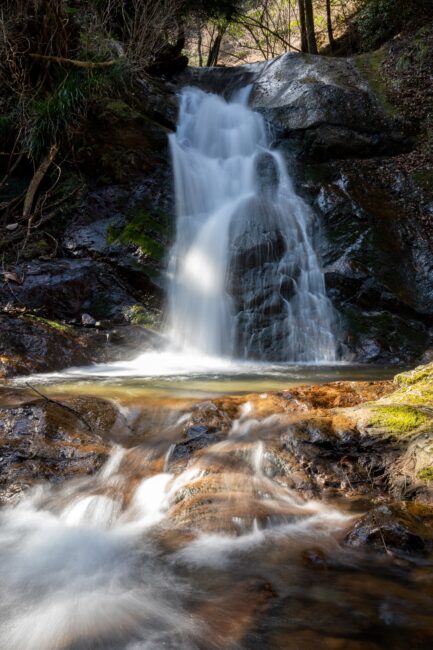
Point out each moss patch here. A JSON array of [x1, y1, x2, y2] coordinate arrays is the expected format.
[[122, 304, 161, 329], [109, 204, 168, 260], [395, 363, 433, 387], [103, 100, 143, 121], [22, 315, 74, 335], [418, 467, 433, 482], [370, 405, 429, 434], [355, 49, 399, 117]]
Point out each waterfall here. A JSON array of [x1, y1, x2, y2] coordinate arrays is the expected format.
[[167, 86, 338, 363]]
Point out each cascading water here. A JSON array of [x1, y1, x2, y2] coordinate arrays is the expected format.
[[167, 86, 338, 363]]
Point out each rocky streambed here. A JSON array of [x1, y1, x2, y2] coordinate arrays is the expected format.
[[1, 362, 433, 648]]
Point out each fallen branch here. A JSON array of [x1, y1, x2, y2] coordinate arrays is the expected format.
[[26, 382, 94, 433], [29, 53, 124, 68], [22, 144, 59, 221]]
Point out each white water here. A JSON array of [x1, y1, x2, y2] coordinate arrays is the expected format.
[[0, 441, 351, 650], [167, 86, 338, 362]]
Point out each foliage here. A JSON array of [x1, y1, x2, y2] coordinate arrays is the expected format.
[[122, 304, 158, 327], [24, 65, 127, 160], [355, 0, 433, 51]]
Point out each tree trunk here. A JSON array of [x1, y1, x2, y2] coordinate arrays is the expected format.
[[304, 0, 318, 54], [206, 24, 227, 67], [198, 27, 203, 67], [297, 0, 308, 53], [326, 0, 335, 52]]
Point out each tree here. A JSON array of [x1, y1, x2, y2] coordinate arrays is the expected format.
[[325, 0, 336, 51], [304, 0, 317, 54], [297, 0, 308, 53]]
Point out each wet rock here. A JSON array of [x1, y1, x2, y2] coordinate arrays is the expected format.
[[0, 314, 161, 379], [248, 54, 412, 161], [345, 504, 431, 556], [81, 313, 96, 327], [0, 393, 114, 503], [167, 432, 220, 465], [185, 425, 209, 439], [0, 259, 137, 322], [183, 401, 232, 435], [297, 163, 433, 363], [281, 413, 395, 497], [280, 381, 393, 411]]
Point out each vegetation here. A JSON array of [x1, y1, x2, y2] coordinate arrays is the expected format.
[[417, 467, 433, 482], [370, 405, 429, 435], [0, 0, 432, 261]]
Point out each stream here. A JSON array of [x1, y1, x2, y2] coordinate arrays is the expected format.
[[0, 84, 432, 649], [1, 361, 433, 649]]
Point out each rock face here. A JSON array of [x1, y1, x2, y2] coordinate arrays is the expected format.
[[249, 53, 412, 160], [0, 314, 162, 379], [179, 53, 433, 364], [0, 259, 136, 321]]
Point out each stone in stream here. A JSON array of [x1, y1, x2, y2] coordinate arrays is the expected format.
[[345, 503, 428, 556], [0, 391, 116, 504]]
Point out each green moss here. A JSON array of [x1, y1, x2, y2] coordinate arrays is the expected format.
[[370, 405, 429, 434], [106, 223, 121, 244], [20, 239, 51, 261], [417, 467, 433, 481], [355, 49, 399, 117], [110, 205, 168, 259], [23, 314, 74, 334], [395, 362, 433, 387], [122, 304, 161, 328]]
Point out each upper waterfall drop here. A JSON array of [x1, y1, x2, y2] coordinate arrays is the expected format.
[[167, 86, 338, 363]]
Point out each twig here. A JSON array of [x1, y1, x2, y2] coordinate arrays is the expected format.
[[29, 53, 124, 68], [26, 382, 94, 433]]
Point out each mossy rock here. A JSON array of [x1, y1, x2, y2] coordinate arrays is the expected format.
[[122, 304, 161, 329], [22, 314, 75, 335], [369, 405, 429, 434], [395, 362, 433, 387], [109, 203, 169, 261], [418, 467, 433, 482], [355, 49, 400, 118]]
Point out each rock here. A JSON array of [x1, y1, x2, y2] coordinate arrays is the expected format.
[[0, 259, 137, 322], [345, 504, 429, 556], [166, 432, 220, 467], [81, 313, 96, 327], [0, 393, 114, 503], [297, 164, 433, 364], [0, 314, 162, 379], [185, 425, 210, 439], [249, 54, 412, 160], [5, 223, 18, 231], [180, 53, 412, 161]]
